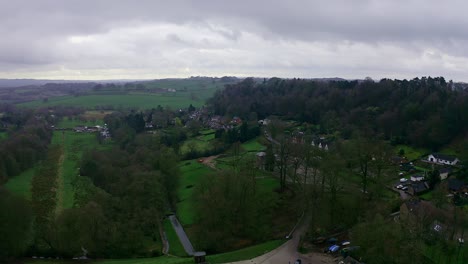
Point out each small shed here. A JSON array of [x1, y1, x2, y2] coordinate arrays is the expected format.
[[439, 168, 452, 180], [193, 251, 206, 264]]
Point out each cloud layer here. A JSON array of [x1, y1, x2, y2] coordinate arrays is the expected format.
[[1, 0, 468, 80]]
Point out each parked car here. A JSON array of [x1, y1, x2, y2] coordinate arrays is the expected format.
[[294, 259, 302, 264], [401, 186, 408, 191], [396, 184, 403, 189], [400, 178, 408, 183], [328, 245, 340, 253]]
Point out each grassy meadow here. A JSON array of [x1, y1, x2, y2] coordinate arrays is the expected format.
[[17, 78, 235, 110], [4, 167, 35, 199], [163, 219, 188, 257], [176, 160, 214, 226], [52, 119, 112, 212], [0, 131, 7, 141], [19, 93, 205, 110]]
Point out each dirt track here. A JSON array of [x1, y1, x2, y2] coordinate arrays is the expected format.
[[200, 155, 219, 170]]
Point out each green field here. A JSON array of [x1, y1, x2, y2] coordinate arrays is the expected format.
[[12, 78, 238, 109], [256, 176, 281, 193], [199, 129, 215, 135], [19, 93, 206, 110], [395, 145, 430, 161], [241, 138, 266, 152], [176, 161, 214, 226], [180, 139, 212, 155], [57, 117, 105, 128], [0, 131, 7, 141], [4, 167, 35, 199], [163, 219, 187, 257], [52, 128, 112, 212]]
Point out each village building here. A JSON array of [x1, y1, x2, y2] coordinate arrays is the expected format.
[[427, 153, 459, 166], [439, 167, 452, 180], [410, 174, 425, 182], [409, 181, 430, 195]]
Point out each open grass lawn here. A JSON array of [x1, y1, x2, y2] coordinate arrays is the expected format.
[[198, 133, 215, 141], [414, 165, 430, 172], [395, 145, 430, 161], [19, 93, 205, 110], [57, 116, 105, 128], [257, 176, 281, 193], [0, 131, 7, 141], [4, 167, 35, 199], [241, 138, 266, 152], [420, 191, 433, 200], [199, 129, 215, 135], [177, 161, 214, 226], [52, 130, 112, 211], [179, 139, 212, 155], [163, 219, 188, 257]]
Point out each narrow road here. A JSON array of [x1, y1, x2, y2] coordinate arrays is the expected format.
[[168, 215, 195, 256], [227, 215, 335, 264]]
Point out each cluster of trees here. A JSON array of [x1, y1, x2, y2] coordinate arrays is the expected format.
[[14, 132, 180, 258], [209, 77, 468, 150], [57, 134, 180, 257], [30, 146, 63, 255], [214, 122, 260, 144], [0, 106, 52, 183], [104, 108, 189, 148], [266, 124, 397, 228], [0, 187, 33, 261], [193, 157, 279, 253]]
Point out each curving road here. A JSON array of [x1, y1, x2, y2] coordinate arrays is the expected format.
[[226, 216, 335, 264]]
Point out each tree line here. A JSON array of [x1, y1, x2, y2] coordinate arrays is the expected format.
[[209, 77, 468, 150]]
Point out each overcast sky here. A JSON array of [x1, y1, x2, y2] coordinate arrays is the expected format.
[[1, 0, 468, 81]]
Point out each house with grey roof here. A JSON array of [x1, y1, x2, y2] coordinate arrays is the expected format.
[[427, 153, 459, 166]]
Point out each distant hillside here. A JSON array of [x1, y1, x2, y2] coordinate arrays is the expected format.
[[0, 79, 93, 88], [11, 77, 241, 109]]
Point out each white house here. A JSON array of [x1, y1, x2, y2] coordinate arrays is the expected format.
[[427, 153, 459, 166], [411, 175, 425, 182]]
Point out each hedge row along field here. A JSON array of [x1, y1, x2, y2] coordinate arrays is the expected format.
[[31, 145, 63, 251]]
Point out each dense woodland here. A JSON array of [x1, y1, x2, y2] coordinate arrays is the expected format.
[[209, 77, 468, 150], [0, 106, 53, 183]]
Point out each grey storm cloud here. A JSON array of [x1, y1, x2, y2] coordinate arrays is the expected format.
[[1, 0, 468, 80]]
